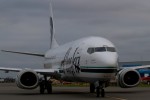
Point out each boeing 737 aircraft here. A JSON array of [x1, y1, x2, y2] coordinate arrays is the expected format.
[[0, 1, 150, 98]]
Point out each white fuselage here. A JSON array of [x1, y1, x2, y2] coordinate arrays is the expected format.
[[44, 37, 118, 83]]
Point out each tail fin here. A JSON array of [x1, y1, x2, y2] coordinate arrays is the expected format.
[[49, 1, 59, 49]]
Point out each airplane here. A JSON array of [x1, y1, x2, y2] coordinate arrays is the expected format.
[[0, 1, 150, 98]]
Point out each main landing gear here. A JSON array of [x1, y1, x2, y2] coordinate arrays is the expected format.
[[39, 75, 52, 94], [90, 82, 105, 97]]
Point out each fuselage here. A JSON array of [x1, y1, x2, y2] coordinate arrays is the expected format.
[[44, 36, 118, 83]]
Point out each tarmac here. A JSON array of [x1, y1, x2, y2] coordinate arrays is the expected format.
[[0, 83, 150, 100]]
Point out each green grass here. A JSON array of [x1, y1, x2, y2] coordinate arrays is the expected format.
[[138, 83, 150, 87], [53, 83, 89, 87], [52, 82, 150, 87]]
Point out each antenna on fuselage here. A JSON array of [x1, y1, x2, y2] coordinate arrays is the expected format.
[[49, 0, 59, 49]]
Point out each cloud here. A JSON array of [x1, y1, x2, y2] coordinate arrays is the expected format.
[[0, 0, 150, 76]]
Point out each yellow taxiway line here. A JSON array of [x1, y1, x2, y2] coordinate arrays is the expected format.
[[106, 96, 127, 100]]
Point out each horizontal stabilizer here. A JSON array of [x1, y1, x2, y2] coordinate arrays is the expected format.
[[1, 50, 45, 57]]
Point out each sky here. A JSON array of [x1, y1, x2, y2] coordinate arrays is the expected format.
[[0, 0, 150, 77]]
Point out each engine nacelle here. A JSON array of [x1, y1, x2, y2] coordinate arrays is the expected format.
[[16, 70, 39, 89], [117, 68, 141, 88]]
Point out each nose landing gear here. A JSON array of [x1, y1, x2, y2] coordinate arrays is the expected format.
[[96, 86, 105, 97], [90, 81, 105, 97]]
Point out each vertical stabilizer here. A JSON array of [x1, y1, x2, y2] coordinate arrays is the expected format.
[[49, 1, 59, 49]]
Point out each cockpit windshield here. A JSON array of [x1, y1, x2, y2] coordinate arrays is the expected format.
[[87, 47, 116, 54]]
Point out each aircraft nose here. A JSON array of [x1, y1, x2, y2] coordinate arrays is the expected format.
[[94, 53, 118, 67], [102, 55, 118, 66]]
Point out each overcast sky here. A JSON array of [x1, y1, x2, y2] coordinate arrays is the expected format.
[[0, 0, 150, 76]]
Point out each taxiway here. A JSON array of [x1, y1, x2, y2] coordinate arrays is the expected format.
[[0, 83, 149, 100]]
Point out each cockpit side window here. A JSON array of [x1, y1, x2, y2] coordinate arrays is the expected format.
[[106, 47, 116, 52], [87, 48, 94, 54]]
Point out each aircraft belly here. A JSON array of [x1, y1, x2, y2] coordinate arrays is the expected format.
[[60, 72, 115, 83], [77, 72, 115, 82]]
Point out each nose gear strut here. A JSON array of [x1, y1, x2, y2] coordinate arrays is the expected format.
[[91, 81, 105, 97]]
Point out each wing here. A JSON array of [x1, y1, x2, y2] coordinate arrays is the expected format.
[[119, 61, 150, 70], [0, 67, 22, 72], [0, 67, 60, 76], [34, 68, 60, 76], [125, 65, 150, 70]]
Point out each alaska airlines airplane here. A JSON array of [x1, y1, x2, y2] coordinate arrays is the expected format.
[[0, 1, 150, 98]]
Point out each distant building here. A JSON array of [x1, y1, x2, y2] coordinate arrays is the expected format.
[[0, 78, 4, 83], [0, 77, 15, 83]]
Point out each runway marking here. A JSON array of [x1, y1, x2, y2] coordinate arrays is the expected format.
[[106, 96, 127, 100]]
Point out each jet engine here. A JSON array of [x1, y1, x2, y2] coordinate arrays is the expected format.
[[117, 68, 141, 88], [16, 70, 39, 89]]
